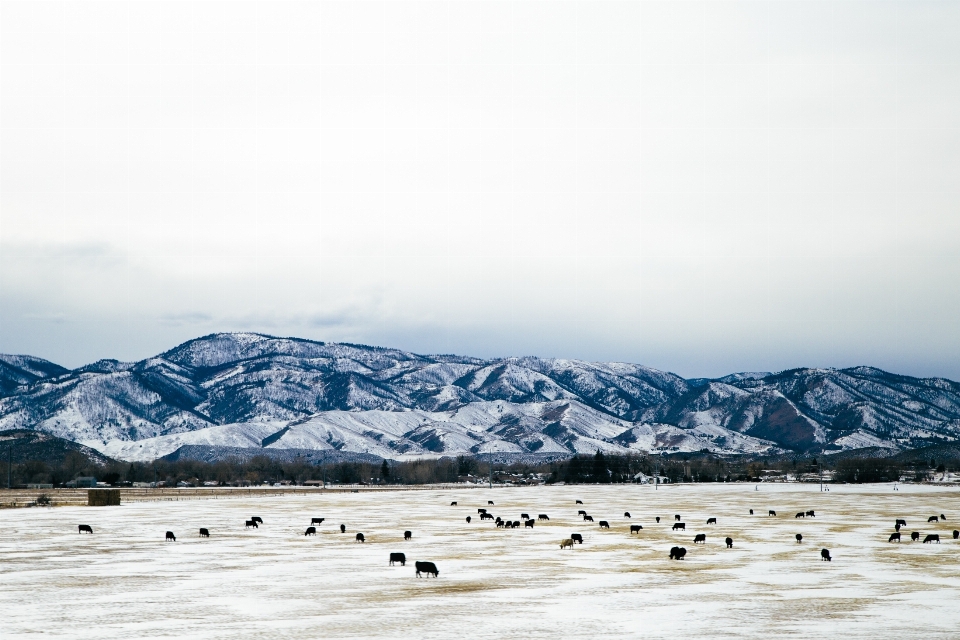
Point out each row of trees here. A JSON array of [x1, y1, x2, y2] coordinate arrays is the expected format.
[[1, 449, 947, 488]]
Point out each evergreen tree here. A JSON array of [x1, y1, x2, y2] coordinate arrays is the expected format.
[[380, 459, 390, 481], [592, 450, 608, 483]]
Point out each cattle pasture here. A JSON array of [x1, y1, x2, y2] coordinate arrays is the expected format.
[[1, 484, 959, 638]]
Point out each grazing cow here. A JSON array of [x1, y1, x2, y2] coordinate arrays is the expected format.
[[584, 515, 594, 522], [340, 524, 346, 533], [941, 514, 946, 521], [888, 532, 901, 542], [512, 521, 520, 528], [821, 548, 831, 561], [706, 518, 717, 525], [672, 522, 686, 531], [954, 530, 959, 540], [598, 521, 610, 529], [78, 525, 93, 534], [252, 517, 263, 524], [896, 519, 907, 528], [911, 531, 920, 541], [521, 513, 530, 520], [928, 516, 939, 523], [895, 523, 901, 532], [245, 520, 258, 529], [199, 528, 210, 538], [578, 510, 587, 516], [923, 534, 940, 544], [538, 514, 550, 521], [675, 515, 681, 521], [806, 510, 815, 517], [495, 516, 503, 523], [560, 538, 574, 549], [796, 534, 803, 543], [466, 516, 472, 523], [488, 501, 494, 505], [480, 513, 494, 521], [725, 537, 733, 548], [749, 509, 754, 515], [356, 533, 365, 543], [576, 500, 583, 504], [389, 552, 406, 566], [311, 518, 324, 526], [305, 527, 316, 536], [450, 502, 457, 506], [655, 517, 661, 523], [166, 531, 176, 542], [769, 510, 776, 516], [525, 519, 535, 528], [478, 508, 487, 514], [496, 520, 505, 528], [415, 561, 439, 578], [694, 534, 706, 544], [571, 534, 583, 544], [795, 512, 805, 519], [669, 546, 687, 560], [630, 525, 642, 534], [624, 512, 632, 518], [404, 530, 412, 540]]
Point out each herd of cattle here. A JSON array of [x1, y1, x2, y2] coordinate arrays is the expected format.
[[74, 497, 956, 574]]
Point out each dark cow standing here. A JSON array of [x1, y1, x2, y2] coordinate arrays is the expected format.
[[525, 519, 535, 528], [404, 530, 412, 540], [888, 532, 901, 542], [571, 534, 583, 544], [769, 511, 776, 517], [923, 534, 940, 543], [796, 534, 803, 543], [598, 521, 610, 529], [415, 561, 439, 578], [478, 508, 487, 514], [512, 521, 520, 528], [480, 513, 494, 521], [583, 515, 594, 522], [630, 525, 642, 534], [895, 519, 907, 528], [340, 524, 347, 533], [675, 515, 681, 521], [576, 500, 583, 504], [672, 522, 686, 531], [954, 530, 959, 540], [465, 516, 472, 523], [538, 514, 550, 521], [928, 516, 939, 523], [725, 537, 733, 548], [821, 548, 831, 561], [450, 502, 457, 506], [199, 528, 210, 537], [521, 513, 530, 520], [911, 531, 920, 541], [578, 510, 587, 516], [390, 553, 406, 566], [356, 533, 365, 543], [252, 517, 263, 524], [694, 534, 706, 544], [706, 518, 717, 525], [941, 514, 947, 521], [311, 518, 324, 526], [806, 510, 815, 517], [488, 501, 495, 505], [624, 512, 632, 518], [669, 546, 687, 560], [895, 523, 902, 532], [166, 531, 176, 542], [305, 527, 316, 536], [749, 509, 754, 515], [78, 525, 93, 534], [245, 520, 258, 529], [795, 512, 805, 519], [655, 517, 661, 523]]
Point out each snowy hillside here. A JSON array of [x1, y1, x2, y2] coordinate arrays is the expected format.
[[1, 333, 959, 461]]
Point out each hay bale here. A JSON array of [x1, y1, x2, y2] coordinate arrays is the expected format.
[[88, 489, 121, 507]]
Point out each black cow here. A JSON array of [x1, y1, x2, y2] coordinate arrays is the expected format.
[[954, 530, 959, 540], [404, 530, 412, 540], [895, 523, 902, 531], [806, 510, 815, 517], [465, 516, 471, 523], [706, 518, 717, 525], [450, 501, 457, 506], [521, 513, 530, 520], [199, 528, 210, 537], [923, 534, 940, 544], [578, 510, 587, 516], [415, 561, 439, 578], [630, 525, 642, 534], [340, 524, 346, 533], [694, 534, 706, 544], [624, 512, 631, 518], [525, 519, 535, 528], [245, 520, 258, 529], [769, 510, 777, 516], [911, 531, 920, 541], [669, 546, 687, 560], [941, 514, 947, 521], [583, 515, 594, 522], [576, 500, 583, 504], [488, 501, 494, 505], [655, 517, 661, 523], [166, 531, 176, 542], [796, 534, 803, 543], [725, 537, 733, 548], [821, 548, 831, 561], [749, 509, 754, 515], [78, 525, 93, 534], [478, 508, 487, 514], [305, 526, 316, 536], [928, 516, 939, 523], [598, 521, 610, 529], [675, 515, 681, 521], [496, 520, 505, 528], [571, 533, 583, 544], [888, 532, 900, 542], [356, 533, 365, 543], [252, 517, 263, 524], [538, 514, 550, 521], [896, 519, 907, 527], [512, 521, 520, 528], [672, 522, 685, 531], [311, 518, 324, 526], [795, 512, 805, 519], [480, 513, 493, 520], [390, 552, 406, 566]]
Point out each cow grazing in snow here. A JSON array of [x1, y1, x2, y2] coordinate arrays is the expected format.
[[630, 525, 642, 534], [694, 534, 706, 544], [415, 561, 439, 578], [821, 548, 831, 561], [389, 552, 406, 566], [78, 525, 93, 534], [669, 546, 687, 560]]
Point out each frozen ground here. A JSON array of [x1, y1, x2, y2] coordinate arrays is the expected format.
[[2, 484, 960, 639]]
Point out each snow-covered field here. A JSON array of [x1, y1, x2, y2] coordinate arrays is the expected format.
[[2, 484, 960, 639]]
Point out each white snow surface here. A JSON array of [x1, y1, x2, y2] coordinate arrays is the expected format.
[[3, 484, 960, 639], [98, 422, 286, 462]]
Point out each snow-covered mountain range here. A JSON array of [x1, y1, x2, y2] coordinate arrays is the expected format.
[[1, 333, 958, 462]]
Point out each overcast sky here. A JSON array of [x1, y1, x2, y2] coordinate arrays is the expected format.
[[1, 0, 958, 379]]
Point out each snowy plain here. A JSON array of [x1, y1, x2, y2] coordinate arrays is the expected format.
[[2, 484, 960, 639]]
